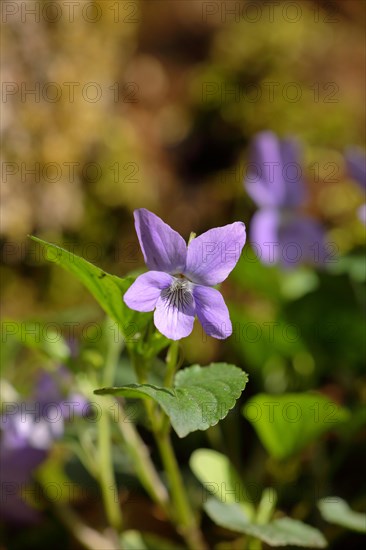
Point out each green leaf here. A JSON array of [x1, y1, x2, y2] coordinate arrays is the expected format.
[[204, 499, 327, 547], [318, 497, 366, 533], [29, 236, 150, 338], [243, 393, 349, 460], [189, 449, 254, 518], [95, 363, 248, 438]]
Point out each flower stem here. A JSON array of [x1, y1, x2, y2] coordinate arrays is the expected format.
[[112, 397, 170, 514], [97, 403, 123, 532], [137, 340, 206, 549], [164, 340, 180, 388], [155, 431, 207, 550], [96, 322, 124, 532]]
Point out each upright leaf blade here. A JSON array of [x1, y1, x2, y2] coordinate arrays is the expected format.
[[189, 449, 254, 518], [189, 449, 242, 504], [95, 363, 248, 437], [29, 236, 150, 337]]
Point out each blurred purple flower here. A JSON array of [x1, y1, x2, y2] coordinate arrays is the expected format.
[[0, 370, 87, 524], [245, 131, 327, 267], [124, 208, 246, 340], [345, 146, 366, 224], [345, 147, 366, 189], [0, 447, 47, 524]]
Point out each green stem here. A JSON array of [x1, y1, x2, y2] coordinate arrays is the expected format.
[[110, 396, 170, 514], [161, 341, 180, 433], [132, 350, 161, 430], [133, 340, 206, 549], [155, 431, 207, 550], [164, 340, 180, 388], [98, 403, 123, 532], [97, 322, 124, 532]]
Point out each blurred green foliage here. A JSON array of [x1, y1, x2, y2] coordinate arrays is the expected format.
[[1, 1, 365, 548]]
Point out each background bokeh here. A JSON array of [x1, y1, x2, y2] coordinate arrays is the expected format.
[[1, 1, 365, 549]]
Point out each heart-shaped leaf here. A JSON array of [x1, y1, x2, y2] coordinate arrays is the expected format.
[[243, 393, 349, 460], [318, 497, 366, 533], [95, 363, 248, 437], [204, 498, 327, 547]]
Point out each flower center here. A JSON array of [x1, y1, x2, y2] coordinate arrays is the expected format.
[[161, 277, 193, 310]]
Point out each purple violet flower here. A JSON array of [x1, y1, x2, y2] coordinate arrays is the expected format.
[[123, 209, 246, 340], [345, 146, 366, 224], [245, 131, 327, 267]]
